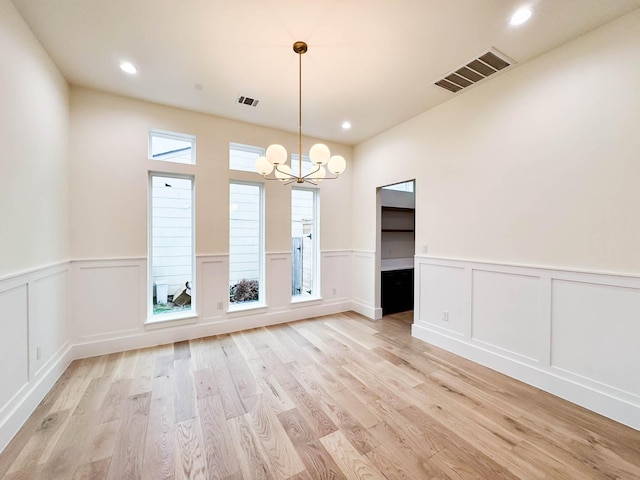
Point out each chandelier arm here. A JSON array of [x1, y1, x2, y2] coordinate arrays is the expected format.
[[301, 164, 340, 181], [301, 164, 321, 179], [273, 163, 296, 179]]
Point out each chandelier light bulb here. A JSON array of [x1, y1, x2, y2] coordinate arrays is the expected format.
[[328, 155, 346, 175], [255, 156, 273, 175], [266, 144, 288, 165], [309, 143, 330, 165]]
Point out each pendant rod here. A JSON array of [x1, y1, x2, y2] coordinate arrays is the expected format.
[[298, 46, 303, 183]]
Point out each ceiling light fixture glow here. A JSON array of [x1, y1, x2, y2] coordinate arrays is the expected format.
[[120, 61, 137, 74], [255, 42, 346, 185], [510, 7, 532, 26], [341, 121, 351, 130]]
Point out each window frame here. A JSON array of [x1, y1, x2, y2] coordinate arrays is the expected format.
[[147, 172, 196, 323], [291, 186, 321, 302], [228, 180, 266, 311]]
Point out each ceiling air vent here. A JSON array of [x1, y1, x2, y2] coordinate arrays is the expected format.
[[434, 48, 514, 93], [237, 95, 259, 107]]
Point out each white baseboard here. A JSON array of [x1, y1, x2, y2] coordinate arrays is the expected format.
[[0, 343, 73, 452], [412, 323, 640, 430], [351, 300, 381, 320], [73, 300, 354, 359]]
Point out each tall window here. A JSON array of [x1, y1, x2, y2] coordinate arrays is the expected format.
[[291, 188, 318, 299], [229, 182, 264, 307], [149, 174, 194, 319]]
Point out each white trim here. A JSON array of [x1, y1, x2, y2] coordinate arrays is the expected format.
[[416, 254, 640, 280], [413, 256, 640, 430]]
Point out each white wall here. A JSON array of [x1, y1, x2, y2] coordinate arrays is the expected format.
[[66, 87, 355, 348], [353, 9, 640, 273], [0, 0, 71, 452], [0, 0, 70, 277], [69, 87, 352, 259], [352, 10, 640, 429]]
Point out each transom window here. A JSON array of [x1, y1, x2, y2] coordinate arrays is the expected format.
[[149, 130, 196, 165], [229, 142, 264, 172]]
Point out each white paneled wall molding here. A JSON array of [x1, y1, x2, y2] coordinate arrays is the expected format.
[[412, 255, 640, 430], [0, 251, 354, 451], [0, 262, 73, 452], [351, 250, 381, 319]]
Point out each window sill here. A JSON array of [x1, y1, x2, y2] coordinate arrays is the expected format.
[[291, 295, 322, 306], [227, 302, 268, 316], [145, 312, 198, 329]]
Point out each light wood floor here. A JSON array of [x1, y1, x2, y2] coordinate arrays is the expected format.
[[1, 311, 639, 479]]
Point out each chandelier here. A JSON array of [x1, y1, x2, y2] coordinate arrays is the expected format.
[[255, 41, 346, 185]]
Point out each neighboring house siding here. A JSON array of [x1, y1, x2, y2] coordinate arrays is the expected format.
[[229, 183, 260, 287], [151, 176, 192, 296]]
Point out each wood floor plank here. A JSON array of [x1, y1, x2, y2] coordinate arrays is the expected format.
[[175, 418, 208, 480], [174, 357, 196, 423], [129, 347, 156, 396], [197, 395, 241, 479], [3, 311, 639, 480], [246, 396, 306, 479], [256, 375, 295, 414], [287, 384, 338, 439], [367, 421, 447, 479], [227, 414, 274, 480], [205, 339, 247, 419], [4, 409, 70, 476], [254, 346, 299, 391], [99, 378, 133, 423], [70, 457, 111, 480], [277, 408, 348, 480], [319, 430, 386, 480], [106, 392, 152, 480], [219, 334, 262, 400], [142, 374, 175, 480], [289, 363, 378, 455]]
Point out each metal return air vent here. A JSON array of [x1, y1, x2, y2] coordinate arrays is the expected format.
[[237, 95, 259, 107], [435, 48, 514, 93]]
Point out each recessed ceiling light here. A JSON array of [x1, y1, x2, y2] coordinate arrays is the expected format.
[[341, 121, 351, 130], [120, 61, 137, 74], [510, 7, 532, 26]]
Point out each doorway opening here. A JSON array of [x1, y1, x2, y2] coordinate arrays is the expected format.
[[377, 180, 415, 317]]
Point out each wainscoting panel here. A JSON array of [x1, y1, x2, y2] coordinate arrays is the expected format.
[[351, 250, 379, 318], [198, 255, 227, 322], [551, 278, 640, 398], [72, 259, 145, 341], [266, 252, 292, 311], [0, 263, 73, 453], [0, 284, 29, 413], [412, 256, 640, 430], [321, 251, 352, 302], [472, 269, 540, 361], [416, 262, 467, 337], [29, 268, 69, 377]]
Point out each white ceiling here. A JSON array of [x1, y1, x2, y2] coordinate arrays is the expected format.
[[10, 0, 640, 145]]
